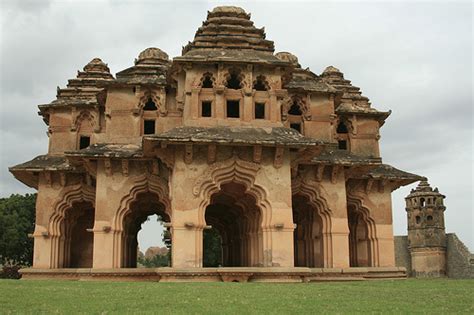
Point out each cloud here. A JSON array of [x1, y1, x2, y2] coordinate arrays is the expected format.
[[0, 1, 472, 250]]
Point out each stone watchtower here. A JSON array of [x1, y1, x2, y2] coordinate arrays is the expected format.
[[405, 180, 447, 277]]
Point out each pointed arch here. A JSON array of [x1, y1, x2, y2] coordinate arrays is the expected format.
[[291, 176, 333, 267], [111, 173, 171, 268], [222, 67, 246, 90], [199, 72, 216, 88], [137, 89, 167, 116], [72, 110, 97, 132], [193, 157, 273, 267], [253, 75, 270, 91], [48, 183, 96, 268], [346, 191, 379, 267], [281, 95, 311, 121]]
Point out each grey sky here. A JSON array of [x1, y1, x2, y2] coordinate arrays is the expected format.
[[0, 0, 472, 251]]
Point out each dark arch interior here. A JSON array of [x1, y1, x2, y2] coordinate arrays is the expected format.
[[226, 73, 242, 90], [337, 122, 349, 133], [347, 205, 371, 267], [61, 201, 95, 268], [122, 192, 170, 268], [253, 77, 268, 91], [202, 75, 214, 88], [288, 102, 302, 115], [143, 98, 158, 111], [204, 182, 262, 267], [292, 194, 324, 267]]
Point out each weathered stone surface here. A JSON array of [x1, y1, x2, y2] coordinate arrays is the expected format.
[[446, 234, 474, 279], [145, 126, 325, 147], [394, 236, 412, 273]]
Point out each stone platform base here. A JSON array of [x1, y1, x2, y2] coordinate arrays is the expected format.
[[20, 267, 406, 282]]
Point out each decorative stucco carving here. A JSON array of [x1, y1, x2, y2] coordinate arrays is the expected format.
[[193, 157, 261, 196], [137, 88, 167, 117], [281, 95, 311, 121]]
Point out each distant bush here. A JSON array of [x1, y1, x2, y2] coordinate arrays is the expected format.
[[0, 265, 22, 279], [137, 252, 170, 268]]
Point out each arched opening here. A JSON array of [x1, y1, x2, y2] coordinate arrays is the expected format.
[[201, 74, 214, 88], [226, 71, 242, 90], [292, 194, 324, 267], [287, 101, 304, 133], [253, 76, 268, 91], [136, 214, 171, 267], [288, 103, 303, 116], [336, 121, 350, 150], [76, 111, 94, 150], [143, 98, 158, 111], [347, 205, 372, 267], [60, 201, 95, 268], [121, 192, 170, 268], [203, 182, 263, 267], [337, 122, 349, 133]]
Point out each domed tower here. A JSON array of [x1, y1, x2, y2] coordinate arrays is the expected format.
[[405, 180, 447, 277]]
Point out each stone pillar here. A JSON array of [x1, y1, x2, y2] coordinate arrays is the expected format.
[[32, 183, 54, 268], [92, 161, 117, 269], [171, 225, 202, 268], [322, 172, 350, 268], [260, 153, 295, 267]]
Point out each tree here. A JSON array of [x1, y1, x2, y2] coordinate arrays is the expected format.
[[203, 228, 222, 267], [0, 194, 36, 266]]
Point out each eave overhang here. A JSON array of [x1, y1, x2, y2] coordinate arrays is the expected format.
[[8, 155, 77, 189], [143, 126, 327, 149]]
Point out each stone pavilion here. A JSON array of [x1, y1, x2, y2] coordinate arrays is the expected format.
[[10, 6, 424, 281]]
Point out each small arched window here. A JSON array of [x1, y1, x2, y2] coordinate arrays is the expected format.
[[202, 75, 213, 88], [427, 215, 433, 221], [420, 198, 425, 207], [337, 122, 349, 133], [226, 72, 241, 90], [415, 216, 421, 224], [253, 76, 268, 91], [143, 98, 157, 111], [288, 103, 302, 115]]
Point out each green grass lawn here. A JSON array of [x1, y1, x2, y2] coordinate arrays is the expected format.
[[0, 279, 473, 314]]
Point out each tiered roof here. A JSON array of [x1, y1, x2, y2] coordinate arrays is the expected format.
[[176, 6, 288, 65], [113, 47, 170, 86], [321, 66, 390, 123], [39, 58, 114, 110]]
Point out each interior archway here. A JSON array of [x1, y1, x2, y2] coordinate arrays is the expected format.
[[60, 201, 95, 268], [203, 182, 263, 267], [292, 194, 324, 267], [348, 205, 371, 267], [121, 192, 170, 268]]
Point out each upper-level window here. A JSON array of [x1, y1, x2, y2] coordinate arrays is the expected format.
[[201, 101, 212, 117], [79, 136, 90, 149], [226, 100, 240, 118], [253, 76, 268, 91], [288, 103, 303, 116], [290, 123, 301, 133], [226, 72, 242, 90], [202, 74, 214, 88], [255, 102, 265, 119], [143, 98, 158, 111], [337, 122, 349, 133], [144, 120, 156, 135], [338, 140, 348, 150]]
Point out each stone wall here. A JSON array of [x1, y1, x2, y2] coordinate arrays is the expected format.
[[446, 233, 474, 279], [394, 233, 474, 278], [394, 236, 411, 274]]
